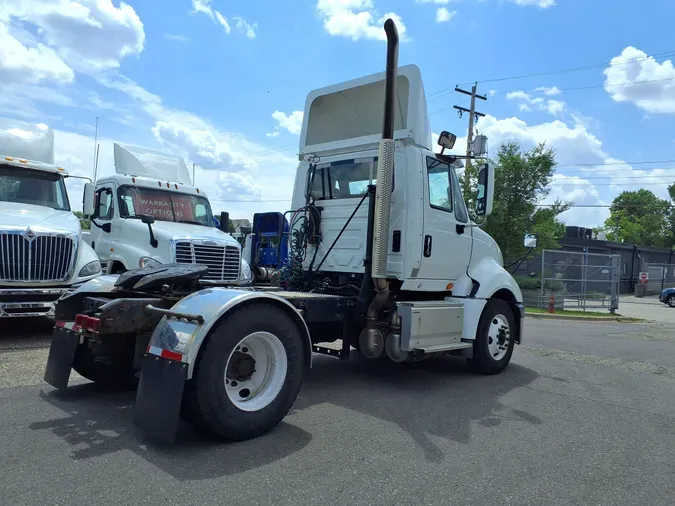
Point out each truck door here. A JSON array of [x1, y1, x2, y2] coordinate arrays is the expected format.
[[416, 155, 472, 284], [89, 186, 115, 272]]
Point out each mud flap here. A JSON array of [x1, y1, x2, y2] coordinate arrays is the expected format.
[[44, 327, 79, 389], [133, 353, 187, 443]]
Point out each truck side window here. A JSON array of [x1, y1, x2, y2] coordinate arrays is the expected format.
[[96, 188, 113, 220], [308, 158, 387, 200], [426, 157, 452, 212]]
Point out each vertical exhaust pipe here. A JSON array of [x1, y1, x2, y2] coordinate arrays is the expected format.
[[372, 18, 398, 279], [360, 18, 399, 359]]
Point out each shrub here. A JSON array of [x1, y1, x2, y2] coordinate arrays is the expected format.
[[514, 276, 564, 292]]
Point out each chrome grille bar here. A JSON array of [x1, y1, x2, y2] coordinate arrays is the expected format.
[[174, 241, 240, 281], [0, 232, 75, 282]]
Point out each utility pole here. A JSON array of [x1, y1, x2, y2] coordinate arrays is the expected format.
[[453, 83, 486, 196]]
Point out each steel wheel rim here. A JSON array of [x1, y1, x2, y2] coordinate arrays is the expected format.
[[225, 331, 288, 412], [487, 314, 510, 361]]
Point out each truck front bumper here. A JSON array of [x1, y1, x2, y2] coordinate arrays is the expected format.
[[0, 288, 67, 318]]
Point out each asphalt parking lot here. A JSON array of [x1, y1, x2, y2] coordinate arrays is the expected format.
[[1, 317, 674, 506]]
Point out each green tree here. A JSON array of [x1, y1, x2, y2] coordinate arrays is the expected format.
[[482, 141, 570, 260], [74, 211, 91, 230], [603, 189, 671, 247]]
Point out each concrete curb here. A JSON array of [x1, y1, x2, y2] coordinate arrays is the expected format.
[[525, 312, 644, 323]]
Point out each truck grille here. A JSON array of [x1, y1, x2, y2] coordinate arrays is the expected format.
[[174, 241, 240, 281], [0, 232, 75, 282]]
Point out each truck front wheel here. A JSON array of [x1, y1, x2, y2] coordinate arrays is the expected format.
[[467, 299, 515, 375], [183, 303, 305, 441]]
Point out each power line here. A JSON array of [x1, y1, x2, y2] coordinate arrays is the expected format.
[[432, 49, 675, 92], [537, 203, 672, 209], [555, 159, 675, 168]]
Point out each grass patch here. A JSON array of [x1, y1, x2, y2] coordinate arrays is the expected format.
[[525, 306, 616, 317]]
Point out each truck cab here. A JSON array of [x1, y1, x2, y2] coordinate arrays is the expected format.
[[0, 119, 102, 318], [292, 64, 517, 307], [82, 143, 251, 285]]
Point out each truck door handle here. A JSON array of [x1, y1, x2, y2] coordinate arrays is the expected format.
[[423, 235, 432, 257]]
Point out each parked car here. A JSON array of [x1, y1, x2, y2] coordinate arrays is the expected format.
[[659, 287, 675, 307]]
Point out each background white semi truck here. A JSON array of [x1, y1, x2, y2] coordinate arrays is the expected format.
[[44, 19, 526, 444], [81, 143, 252, 285], [0, 118, 101, 318]]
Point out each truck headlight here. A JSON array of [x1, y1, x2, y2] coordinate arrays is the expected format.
[[78, 260, 102, 277], [241, 259, 252, 281], [139, 257, 162, 269]]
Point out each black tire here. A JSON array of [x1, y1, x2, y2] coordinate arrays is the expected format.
[[72, 336, 138, 390], [667, 295, 675, 308], [467, 298, 516, 375], [182, 302, 306, 441]]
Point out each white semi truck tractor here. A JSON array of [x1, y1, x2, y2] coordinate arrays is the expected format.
[[44, 19, 526, 443], [0, 119, 102, 318], [80, 142, 252, 286]]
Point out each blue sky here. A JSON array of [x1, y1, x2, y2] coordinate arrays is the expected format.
[[1, 0, 675, 228]]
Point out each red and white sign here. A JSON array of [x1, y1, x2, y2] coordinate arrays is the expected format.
[[638, 272, 648, 284], [132, 191, 194, 221]]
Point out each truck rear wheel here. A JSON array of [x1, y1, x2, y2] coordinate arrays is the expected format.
[[183, 303, 305, 441], [467, 299, 515, 375], [72, 337, 138, 390]]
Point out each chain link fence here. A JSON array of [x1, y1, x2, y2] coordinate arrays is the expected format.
[[538, 249, 620, 312]]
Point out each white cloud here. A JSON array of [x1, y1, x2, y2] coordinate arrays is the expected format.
[[472, 114, 675, 227], [604, 46, 675, 114], [506, 89, 565, 117], [535, 86, 561, 96], [506, 90, 531, 101], [214, 11, 231, 34], [509, 0, 556, 7], [191, 1, 256, 37], [416, 0, 455, 4], [191, 0, 231, 33], [268, 111, 304, 137], [436, 8, 456, 23], [316, 0, 408, 42], [488, 89, 497, 97], [2, 0, 145, 71], [233, 16, 257, 39], [164, 33, 191, 42], [0, 21, 75, 85], [544, 99, 565, 116]]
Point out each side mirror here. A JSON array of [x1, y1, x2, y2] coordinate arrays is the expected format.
[[437, 131, 457, 150], [83, 183, 96, 217], [219, 211, 229, 233], [524, 233, 538, 249], [141, 214, 155, 225], [240, 226, 252, 236], [475, 162, 494, 217]]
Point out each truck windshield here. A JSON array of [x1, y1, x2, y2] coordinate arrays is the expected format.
[[0, 165, 70, 211], [117, 185, 215, 227]]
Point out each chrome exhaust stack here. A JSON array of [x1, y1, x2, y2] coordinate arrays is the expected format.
[[359, 18, 399, 359]]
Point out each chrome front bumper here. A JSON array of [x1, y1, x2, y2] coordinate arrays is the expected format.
[[0, 288, 67, 318]]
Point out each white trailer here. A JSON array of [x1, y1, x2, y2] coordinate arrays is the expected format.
[[44, 19, 526, 443], [81, 142, 252, 286], [0, 119, 101, 318]]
